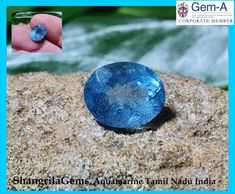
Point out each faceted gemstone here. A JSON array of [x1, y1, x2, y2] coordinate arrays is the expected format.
[[30, 24, 47, 42], [84, 62, 165, 129]]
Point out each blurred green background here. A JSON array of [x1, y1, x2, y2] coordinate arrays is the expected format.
[[7, 6, 228, 90]]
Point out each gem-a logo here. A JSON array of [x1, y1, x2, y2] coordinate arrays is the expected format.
[[178, 2, 189, 18]]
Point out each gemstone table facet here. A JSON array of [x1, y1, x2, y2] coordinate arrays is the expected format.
[[30, 24, 47, 42], [84, 62, 166, 129]]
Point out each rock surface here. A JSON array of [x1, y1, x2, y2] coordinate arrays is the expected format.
[[7, 72, 228, 191]]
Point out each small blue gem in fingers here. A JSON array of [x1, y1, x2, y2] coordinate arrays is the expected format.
[[83, 62, 166, 129], [30, 24, 47, 42]]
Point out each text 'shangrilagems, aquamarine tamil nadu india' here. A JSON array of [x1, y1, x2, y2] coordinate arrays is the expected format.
[[84, 62, 165, 129]]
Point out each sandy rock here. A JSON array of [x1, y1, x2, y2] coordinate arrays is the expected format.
[[7, 72, 228, 190]]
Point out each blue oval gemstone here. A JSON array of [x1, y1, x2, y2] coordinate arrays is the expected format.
[[30, 24, 47, 42], [84, 62, 166, 129]]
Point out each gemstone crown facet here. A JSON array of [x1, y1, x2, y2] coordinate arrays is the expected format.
[[84, 62, 165, 129]]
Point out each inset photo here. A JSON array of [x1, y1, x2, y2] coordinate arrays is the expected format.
[[11, 11, 62, 53]]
